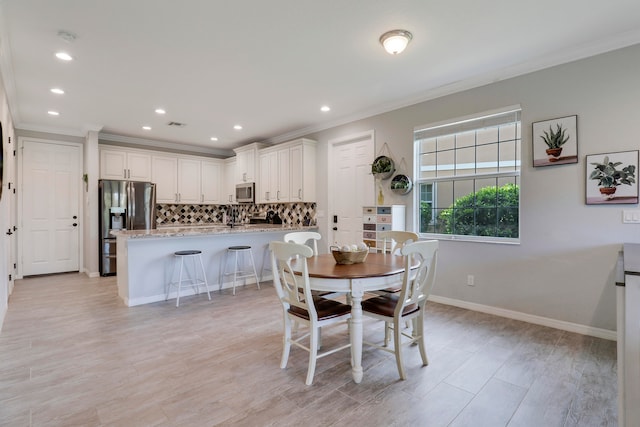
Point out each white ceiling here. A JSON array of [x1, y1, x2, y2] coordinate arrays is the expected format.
[[1, 0, 640, 157]]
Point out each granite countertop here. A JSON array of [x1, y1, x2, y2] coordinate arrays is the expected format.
[[112, 224, 317, 239]]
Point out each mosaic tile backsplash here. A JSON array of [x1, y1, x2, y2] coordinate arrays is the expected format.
[[156, 202, 317, 226]]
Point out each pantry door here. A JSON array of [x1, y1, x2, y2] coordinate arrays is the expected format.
[[20, 139, 81, 276], [328, 130, 375, 247]]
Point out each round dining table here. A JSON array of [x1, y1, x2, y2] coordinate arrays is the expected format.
[[292, 252, 412, 383]]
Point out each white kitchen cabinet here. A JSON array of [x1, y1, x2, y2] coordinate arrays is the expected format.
[[258, 148, 288, 203], [201, 160, 222, 204], [177, 158, 201, 204], [223, 157, 237, 204], [289, 139, 316, 202], [100, 148, 152, 181], [257, 138, 316, 204], [152, 155, 178, 203], [234, 142, 265, 184], [154, 156, 224, 204]]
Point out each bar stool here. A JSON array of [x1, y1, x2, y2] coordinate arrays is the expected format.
[[220, 245, 260, 295], [166, 250, 211, 307]]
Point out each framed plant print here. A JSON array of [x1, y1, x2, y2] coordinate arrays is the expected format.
[[586, 150, 638, 205], [532, 115, 578, 167]]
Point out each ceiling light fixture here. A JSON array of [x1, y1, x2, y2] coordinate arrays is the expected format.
[[320, 105, 331, 112], [233, 124, 243, 130], [55, 52, 73, 61], [47, 111, 59, 116], [210, 137, 218, 141], [50, 88, 65, 94], [379, 29, 413, 55], [142, 126, 151, 130], [155, 108, 166, 114]]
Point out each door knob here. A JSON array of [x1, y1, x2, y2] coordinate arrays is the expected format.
[[73, 215, 77, 219], [72, 223, 78, 227], [332, 227, 338, 231]]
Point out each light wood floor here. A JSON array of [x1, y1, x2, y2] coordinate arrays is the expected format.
[[0, 273, 617, 426]]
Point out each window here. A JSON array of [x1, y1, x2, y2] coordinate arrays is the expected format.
[[414, 107, 521, 243]]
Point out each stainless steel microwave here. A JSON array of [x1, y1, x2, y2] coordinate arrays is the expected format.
[[236, 182, 255, 203]]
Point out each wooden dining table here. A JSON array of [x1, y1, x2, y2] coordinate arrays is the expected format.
[[292, 252, 412, 383]]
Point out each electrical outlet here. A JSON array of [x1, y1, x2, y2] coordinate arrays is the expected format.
[[467, 275, 475, 286]]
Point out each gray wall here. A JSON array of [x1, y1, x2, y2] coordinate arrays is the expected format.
[[306, 43, 640, 332]]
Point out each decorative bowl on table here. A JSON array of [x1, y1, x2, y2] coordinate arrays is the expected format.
[[330, 246, 369, 265]]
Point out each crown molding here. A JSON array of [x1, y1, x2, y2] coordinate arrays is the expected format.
[[98, 132, 233, 158]]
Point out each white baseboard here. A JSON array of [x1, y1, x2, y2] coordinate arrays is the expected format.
[[428, 294, 617, 341]]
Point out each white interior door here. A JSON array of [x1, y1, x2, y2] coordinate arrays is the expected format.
[[21, 139, 81, 276], [329, 131, 375, 246]]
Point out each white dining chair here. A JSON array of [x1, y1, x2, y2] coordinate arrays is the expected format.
[[270, 241, 352, 385], [361, 240, 438, 380], [284, 231, 321, 255], [372, 230, 419, 295]]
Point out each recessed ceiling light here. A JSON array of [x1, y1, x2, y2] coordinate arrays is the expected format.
[[50, 88, 65, 95], [233, 124, 243, 130], [55, 52, 73, 61], [320, 105, 331, 112], [47, 111, 60, 116], [142, 126, 151, 130], [210, 137, 218, 141], [155, 108, 166, 114]]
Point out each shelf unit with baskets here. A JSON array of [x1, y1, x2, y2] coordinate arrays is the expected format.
[[362, 205, 406, 252]]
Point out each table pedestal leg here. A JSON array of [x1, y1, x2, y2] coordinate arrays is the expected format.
[[350, 281, 364, 383]]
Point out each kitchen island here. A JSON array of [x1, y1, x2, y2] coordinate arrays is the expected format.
[[115, 224, 318, 306]]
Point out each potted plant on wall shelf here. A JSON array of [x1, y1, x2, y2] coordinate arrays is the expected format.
[[540, 124, 570, 160], [589, 156, 636, 199], [371, 155, 395, 180]]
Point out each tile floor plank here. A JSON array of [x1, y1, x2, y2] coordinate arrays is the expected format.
[[0, 273, 617, 426]]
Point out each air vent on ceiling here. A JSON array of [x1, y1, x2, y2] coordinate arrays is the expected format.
[[167, 121, 187, 127]]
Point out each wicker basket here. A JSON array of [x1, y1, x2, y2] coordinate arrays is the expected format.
[[330, 247, 369, 264]]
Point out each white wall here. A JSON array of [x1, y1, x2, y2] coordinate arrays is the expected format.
[[308, 43, 640, 334]]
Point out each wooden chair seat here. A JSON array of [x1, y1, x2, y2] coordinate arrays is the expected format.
[[289, 298, 352, 321], [361, 294, 418, 317]]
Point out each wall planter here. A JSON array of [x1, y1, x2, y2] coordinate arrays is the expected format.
[[371, 155, 395, 180]]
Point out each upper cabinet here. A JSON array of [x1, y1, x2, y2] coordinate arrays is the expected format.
[[257, 138, 316, 203], [150, 154, 223, 204], [151, 155, 178, 203], [289, 139, 316, 202], [234, 142, 265, 184], [201, 160, 222, 204], [100, 147, 152, 181], [223, 157, 237, 204]]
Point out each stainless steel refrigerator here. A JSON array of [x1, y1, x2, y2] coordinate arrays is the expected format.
[[99, 180, 156, 276]]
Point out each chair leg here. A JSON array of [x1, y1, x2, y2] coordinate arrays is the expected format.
[[384, 321, 391, 347], [416, 312, 429, 366], [306, 325, 319, 385], [394, 318, 406, 380], [281, 315, 292, 369]]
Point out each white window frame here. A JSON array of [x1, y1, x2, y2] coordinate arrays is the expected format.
[[414, 106, 521, 244]]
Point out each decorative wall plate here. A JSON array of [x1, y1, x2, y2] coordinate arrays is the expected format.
[[371, 155, 395, 180], [390, 174, 412, 195]]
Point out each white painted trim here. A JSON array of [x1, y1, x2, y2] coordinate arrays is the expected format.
[[125, 280, 264, 307], [428, 294, 617, 341]]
